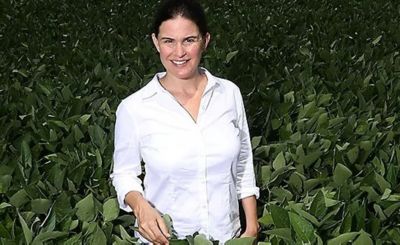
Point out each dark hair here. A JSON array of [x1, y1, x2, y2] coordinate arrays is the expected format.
[[152, 0, 209, 37]]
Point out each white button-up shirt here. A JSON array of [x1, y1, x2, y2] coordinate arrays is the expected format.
[[111, 68, 259, 243]]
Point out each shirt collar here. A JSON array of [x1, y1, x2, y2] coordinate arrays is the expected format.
[[141, 67, 222, 100]]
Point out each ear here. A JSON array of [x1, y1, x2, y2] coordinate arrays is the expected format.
[[203, 32, 211, 50], [152, 33, 160, 53]]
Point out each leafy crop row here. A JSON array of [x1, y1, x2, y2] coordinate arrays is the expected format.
[[1, 0, 399, 244]]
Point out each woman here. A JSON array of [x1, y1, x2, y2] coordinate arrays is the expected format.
[[111, 0, 259, 243]]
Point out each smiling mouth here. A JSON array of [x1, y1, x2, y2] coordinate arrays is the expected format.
[[171, 60, 189, 65]]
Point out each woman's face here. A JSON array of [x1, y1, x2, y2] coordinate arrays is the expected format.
[[152, 16, 210, 80]]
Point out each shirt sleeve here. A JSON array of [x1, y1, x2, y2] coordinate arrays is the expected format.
[[235, 90, 260, 200], [110, 101, 144, 212]]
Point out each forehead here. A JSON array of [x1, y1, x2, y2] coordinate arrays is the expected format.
[[158, 16, 200, 37]]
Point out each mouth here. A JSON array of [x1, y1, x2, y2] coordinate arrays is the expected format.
[[171, 59, 189, 66]]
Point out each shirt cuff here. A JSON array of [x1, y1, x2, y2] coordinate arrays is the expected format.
[[237, 186, 260, 200], [111, 174, 144, 212]]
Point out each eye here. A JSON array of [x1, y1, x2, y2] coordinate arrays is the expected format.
[[162, 39, 173, 44], [184, 37, 198, 44]]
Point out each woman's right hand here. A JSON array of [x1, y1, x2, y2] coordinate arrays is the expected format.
[[125, 191, 170, 244]]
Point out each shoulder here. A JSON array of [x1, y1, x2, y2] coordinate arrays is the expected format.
[[116, 75, 159, 115], [203, 68, 242, 96]]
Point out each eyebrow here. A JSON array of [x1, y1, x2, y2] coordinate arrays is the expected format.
[[159, 35, 199, 40]]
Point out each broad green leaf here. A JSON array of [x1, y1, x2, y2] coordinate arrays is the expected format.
[[69, 220, 79, 231], [271, 187, 293, 201], [260, 165, 271, 186], [327, 232, 359, 245], [310, 190, 326, 218], [63, 234, 82, 245], [225, 237, 255, 245], [79, 114, 91, 125], [346, 146, 359, 164], [374, 173, 391, 193], [0, 202, 12, 209], [31, 199, 52, 214], [353, 230, 373, 245], [333, 163, 352, 185], [384, 202, 400, 217], [387, 228, 400, 244], [18, 211, 33, 244], [265, 228, 292, 242], [10, 189, 30, 208], [289, 212, 315, 242], [119, 225, 136, 243], [0, 175, 12, 193], [88, 223, 107, 245], [270, 204, 290, 228], [258, 213, 273, 226], [75, 193, 95, 222], [31, 231, 68, 245], [272, 152, 286, 170], [103, 198, 119, 222], [251, 136, 262, 149], [225, 50, 238, 63], [193, 234, 212, 245]]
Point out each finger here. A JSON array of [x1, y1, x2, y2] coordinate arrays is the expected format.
[[139, 224, 158, 243], [150, 222, 169, 244], [157, 216, 171, 238]]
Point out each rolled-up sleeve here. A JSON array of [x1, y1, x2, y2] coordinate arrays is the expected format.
[[111, 101, 143, 212], [235, 91, 260, 200]]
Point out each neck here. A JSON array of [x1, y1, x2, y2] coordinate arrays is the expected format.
[[161, 70, 205, 94]]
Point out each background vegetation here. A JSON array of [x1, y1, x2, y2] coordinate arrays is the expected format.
[[1, 0, 399, 244]]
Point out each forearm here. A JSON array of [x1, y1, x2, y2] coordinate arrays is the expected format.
[[125, 191, 148, 215], [240, 195, 259, 235]]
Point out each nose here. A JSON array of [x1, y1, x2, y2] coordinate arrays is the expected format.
[[174, 43, 186, 57]]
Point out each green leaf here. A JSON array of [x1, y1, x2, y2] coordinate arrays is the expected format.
[[88, 223, 107, 245], [31, 231, 68, 245], [18, 211, 33, 244], [0, 202, 12, 209], [103, 198, 119, 222], [310, 190, 326, 218], [258, 213, 273, 226], [225, 50, 239, 63], [270, 204, 290, 228], [31, 199, 52, 214], [193, 234, 212, 245], [272, 152, 286, 170], [251, 136, 262, 149], [327, 232, 359, 245], [12, 69, 29, 77], [289, 212, 315, 242], [372, 35, 382, 45], [265, 228, 292, 242], [10, 189, 30, 208], [333, 163, 352, 185], [225, 237, 255, 245], [75, 193, 95, 222], [346, 146, 359, 164], [20, 140, 32, 167], [0, 175, 12, 193], [163, 214, 173, 236], [354, 230, 373, 245]]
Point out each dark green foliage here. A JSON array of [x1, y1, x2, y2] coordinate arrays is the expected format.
[[1, 0, 399, 244]]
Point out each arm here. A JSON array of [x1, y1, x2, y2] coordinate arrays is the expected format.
[[111, 102, 169, 244], [235, 89, 260, 237], [240, 195, 259, 237]]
